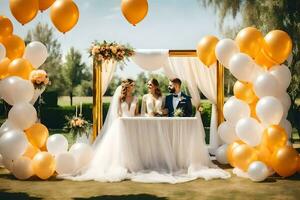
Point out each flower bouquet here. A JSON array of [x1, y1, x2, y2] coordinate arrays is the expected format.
[[29, 70, 50, 104], [174, 108, 184, 117], [65, 115, 91, 139]]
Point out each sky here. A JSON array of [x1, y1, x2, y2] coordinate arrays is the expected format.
[[0, 0, 237, 78]]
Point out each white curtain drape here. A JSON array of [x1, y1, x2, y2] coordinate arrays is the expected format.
[[101, 60, 117, 96]]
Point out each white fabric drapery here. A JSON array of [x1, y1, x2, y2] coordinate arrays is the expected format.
[[101, 60, 117, 96]]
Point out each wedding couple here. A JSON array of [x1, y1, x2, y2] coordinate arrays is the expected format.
[[118, 77, 192, 118]]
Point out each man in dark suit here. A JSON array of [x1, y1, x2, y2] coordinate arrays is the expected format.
[[164, 78, 193, 117]]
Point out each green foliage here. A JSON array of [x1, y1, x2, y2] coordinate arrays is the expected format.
[[42, 91, 58, 107]]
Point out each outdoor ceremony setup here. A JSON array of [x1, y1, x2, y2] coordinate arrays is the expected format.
[[0, 0, 299, 188]]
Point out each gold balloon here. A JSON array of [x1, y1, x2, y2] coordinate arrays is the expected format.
[[32, 152, 56, 180], [0, 58, 11, 79], [1, 35, 25, 60], [227, 140, 244, 167], [0, 16, 13, 37], [38, 0, 55, 11], [249, 100, 260, 121], [23, 143, 40, 159], [234, 81, 258, 104], [121, 0, 148, 26], [256, 144, 272, 167], [50, 0, 79, 33], [8, 58, 33, 80], [235, 27, 264, 58], [271, 146, 298, 177], [196, 35, 219, 66], [262, 125, 287, 152], [232, 144, 258, 171], [9, 0, 39, 25], [25, 123, 49, 148]]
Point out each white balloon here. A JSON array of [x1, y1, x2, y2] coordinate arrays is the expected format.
[[55, 152, 77, 175], [279, 119, 292, 139], [70, 143, 93, 170], [269, 64, 291, 90], [0, 76, 34, 105], [46, 134, 68, 156], [229, 53, 255, 82], [0, 43, 6, 60], [256, 96, 283, 125], [8, 102, 37, 130], [250, 64, 266, 83], [24, 41, 48, 69], [236, 117, 263, 147], [254, 73, 281, 98], [218, 121, 239, 144], [12, 156, 34, 180], [277, 92, 291, 118], [0, 120, 19, 138], [215, 39, 240, 68], [247, 161, 269, 182], [0, 130, 28, 160], [216, 144, 228, 164], [223, 96, 250, 124]]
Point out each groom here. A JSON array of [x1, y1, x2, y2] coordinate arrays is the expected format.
[[164, 78, 193, 117]]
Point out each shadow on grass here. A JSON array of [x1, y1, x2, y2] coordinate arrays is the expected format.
[[0, 173, 63, 182], [73, 194, 168, 200], [0, 189, 41, 200]]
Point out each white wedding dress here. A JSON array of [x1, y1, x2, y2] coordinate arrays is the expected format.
[[64, 86, 230, 183], [141, 94, 164, 116]]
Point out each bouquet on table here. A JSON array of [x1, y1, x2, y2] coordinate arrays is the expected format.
[[65, 115, 91, 139]]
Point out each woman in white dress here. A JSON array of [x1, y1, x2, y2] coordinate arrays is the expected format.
[[141, 78, 164, 117]]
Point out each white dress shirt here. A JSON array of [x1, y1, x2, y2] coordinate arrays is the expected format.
[[172, 92, 181, 110]]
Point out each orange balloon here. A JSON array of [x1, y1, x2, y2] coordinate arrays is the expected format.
[[23, 143, 40, 159], [235, 27, 264, 59], [249, 100, 259, 121], [0, 58, 11, 79], [8, 58, 33, 79], [1, 35, 25, 60], [297, 155, 300, 172], [232, 144, 258, 171], [9, 0, 39, 25], [196, 35, 219, 66], [25, 123, 49, 148], [233, 81, 258, 104], [227, 140, 244, 167], [121, 0, 148, 26], [262, 125, 287, 152], [32, 152, 56, 180], [0, 16, 13, 37], [256, 144, 272, 167], [271, 146, 298, 177], [50, 0, 79, 33], [39, 0, 55, 11]]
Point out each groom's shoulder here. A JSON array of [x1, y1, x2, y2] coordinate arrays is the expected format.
[[181, 93, 191, 99]]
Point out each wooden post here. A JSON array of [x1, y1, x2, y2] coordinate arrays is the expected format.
[[216, 60, 225, 126], [93, 60, 103, 140]]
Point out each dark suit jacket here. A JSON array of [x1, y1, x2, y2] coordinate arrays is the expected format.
[[164, 93, 193, 117]]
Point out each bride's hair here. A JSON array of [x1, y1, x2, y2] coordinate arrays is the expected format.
[[149, 78, 162, 98], [120, 79, 135, 102]]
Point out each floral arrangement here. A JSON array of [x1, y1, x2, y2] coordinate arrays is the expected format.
[[174, 108, 184, 117], [65, 115, 91, 138], [89, 41, 134, 66], [29, 70, 50, 89]]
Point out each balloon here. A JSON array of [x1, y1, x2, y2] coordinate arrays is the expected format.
[[8, 102, 37, 130], [249, 100, 259, 120], [0, 43, 6, 60], [24, 41, 48, 69], [9, 0, 39, 25], [0, 120, 18, 138], [0, 57, 10, 79], [277, 92, 291, 118], [232, 144, 258, 171], [12, 156, 34, 180], [234, 81, 257, 104], [250, 64, 266, 83], [262, 125, 287, 152], [256, 96, 283, 126], [46, 134, 68, 156], [254, 73, 281, 98], [279, 119, 292, 139], [23, 143, 40, 159], [269, 64, 291, 91], [196, 35, 219, 66], [0, 77, 34, 105], [227, 140, 244, 167], [39, 0, 55, 11], [0, 129, 28, 160], [121, 0, 148, 26], [8, 58, 33, 80], [69, 143, 93, 170], [32, 152, 56, 180], [215, 39, 240, 68], [0, 16, 13, 37], [235, 27, 264, 59], [229, 53, 255, 82], [236, 117, 263, 147], [256, 144, 272, 166], [223, 97, 250, 124], [50, 0, 79, 33], [2, 157, 14, 171], [216, 144, 229, 164], [55, 152, 76, 175], [1, 35, 25, 60], [271, 146, 298, 177], [247, 161, 269, 182], [218, 121, 239, 144], [25, 123, 49, 148]]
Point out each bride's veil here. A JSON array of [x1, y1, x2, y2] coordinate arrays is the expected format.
[[92, 85, 122, 148]]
